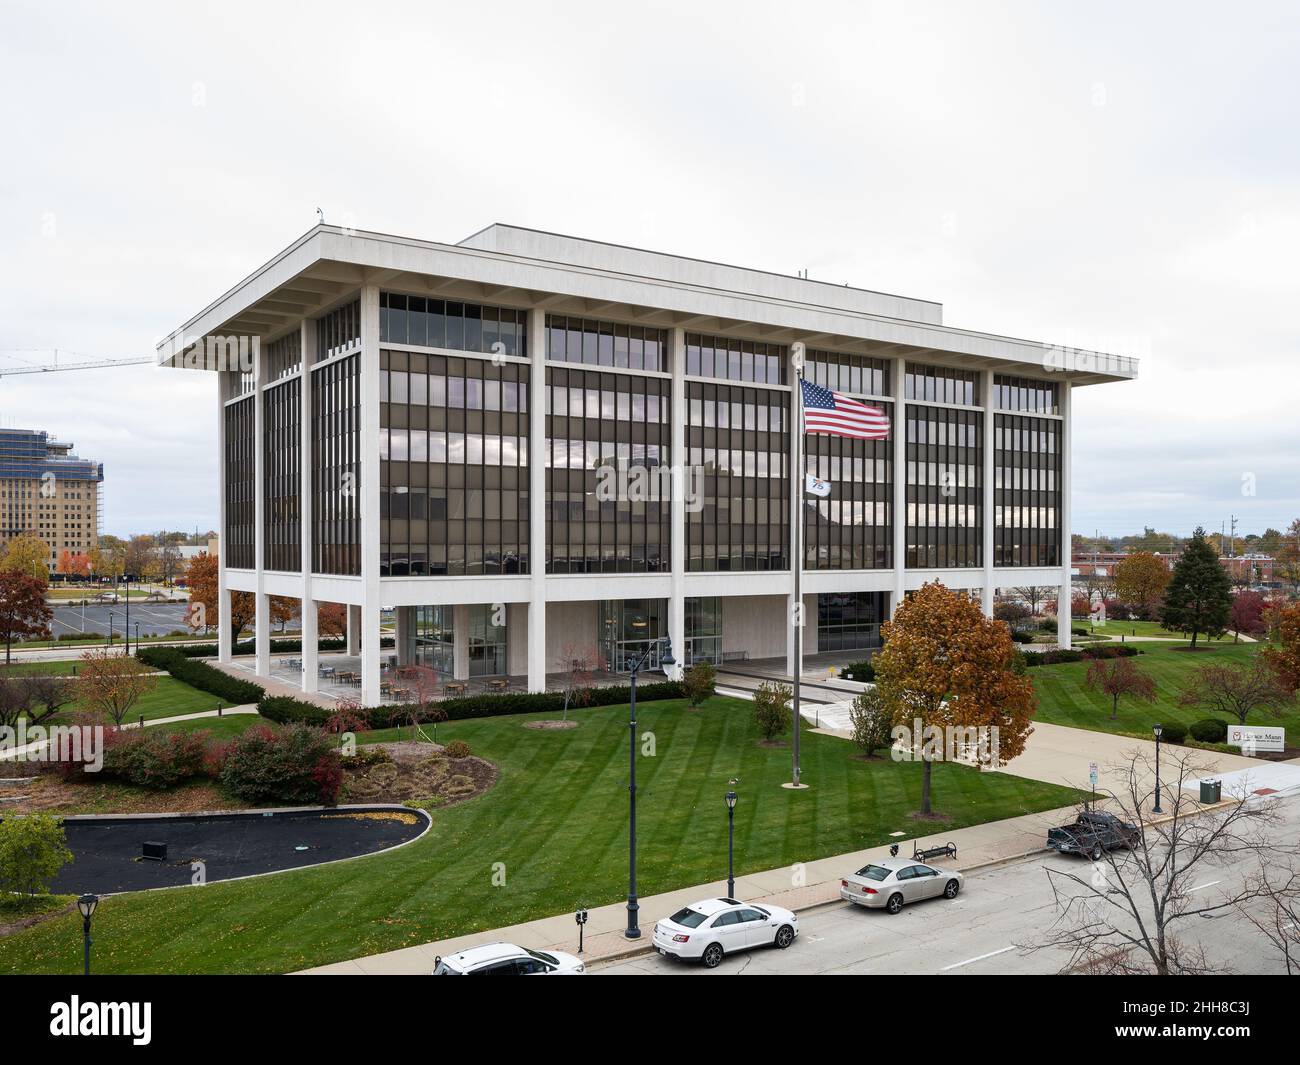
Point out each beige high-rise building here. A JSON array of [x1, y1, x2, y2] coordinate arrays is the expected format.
[[0, 427, 103, 572]]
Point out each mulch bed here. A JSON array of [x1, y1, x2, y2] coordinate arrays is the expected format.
[[341, 742, 497, 806], [522, 720, 579, 730]]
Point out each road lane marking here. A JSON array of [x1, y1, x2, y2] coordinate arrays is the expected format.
[[1189, 880, 1222, 893], [940, 945, 1015, 971]]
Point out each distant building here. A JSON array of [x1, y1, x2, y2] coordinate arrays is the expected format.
[[0, 427, 103, 572]]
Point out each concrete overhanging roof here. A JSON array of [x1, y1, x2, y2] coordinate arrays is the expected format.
[[156, 224, 1138, 385]]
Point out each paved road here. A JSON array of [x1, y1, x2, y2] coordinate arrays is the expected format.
[[598, 793, 1298, 976], [48, 602, 192, 638]]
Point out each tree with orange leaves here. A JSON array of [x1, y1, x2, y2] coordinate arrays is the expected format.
[[873, 582, 1036, 817], [185, 552, 255, 639], [317, 602, 348, 638], [1264, 601, 1300, 695], [78, 646, 157, 727]]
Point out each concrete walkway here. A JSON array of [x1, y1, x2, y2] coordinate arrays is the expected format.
[[989, 720, 1293, 797]]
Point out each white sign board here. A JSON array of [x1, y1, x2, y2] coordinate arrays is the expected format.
[[1227, 725, 1285, 753]]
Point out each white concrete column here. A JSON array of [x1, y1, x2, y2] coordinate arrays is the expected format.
[[890, 356, 907, 618], [669, 326, 686, 674], [216, 370, 232, 663], [301, 599, 318, 692], [1058, 379, 1073, 650], [359, 285, 383, 704], [981, 368, 995, 618], [453, 604, 470, 681], [346, 604, 361, 655], [526, 307, 547, 691], [253, 335, 270, 678], [300, 318, 318, 692], [395, 606, 413, 667]]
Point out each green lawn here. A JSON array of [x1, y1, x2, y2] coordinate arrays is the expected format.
[[148, 713, 258, 740], [1030, 641, 1294, 738], [0, 696, 1082, 974], [1, 659, 84, 676], [9, 674, 234, 724]]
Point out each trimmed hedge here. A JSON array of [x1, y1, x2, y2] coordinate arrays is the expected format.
[[1024, 645, 1143, 667], [841, 661, 875, 682], [1159, 722, 1187, 745], [154, 636, 394, 660], [137, 646, 264, 704], [258, 680, 687, 730], [1189, 718, 1228, 744]]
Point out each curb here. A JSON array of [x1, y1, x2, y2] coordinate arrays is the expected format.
[[582, 800, 1249, 969], [583, 846, 1054, 969]]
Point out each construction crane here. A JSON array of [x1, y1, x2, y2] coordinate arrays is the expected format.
[[0, 350, 154, 377]]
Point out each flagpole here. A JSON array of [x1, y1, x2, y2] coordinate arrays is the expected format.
[[789, 346, 807, 790]]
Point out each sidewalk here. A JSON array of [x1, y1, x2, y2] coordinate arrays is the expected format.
[[297, 801, 1083, 974]]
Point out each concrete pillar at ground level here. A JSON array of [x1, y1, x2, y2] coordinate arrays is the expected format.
[[301, 598, 319, 694], [453, 604, 470, 681], [347, 604, 361, 656]]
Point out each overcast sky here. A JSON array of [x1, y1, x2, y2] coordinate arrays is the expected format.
[[2, 0, 1296, 542]]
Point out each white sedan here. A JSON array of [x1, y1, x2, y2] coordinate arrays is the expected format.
[[432, 942, 585, 975], [652, 897, 798, 968]]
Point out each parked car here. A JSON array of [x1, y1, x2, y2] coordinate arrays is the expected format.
[[1047, 810, 1141, 860], [432, 943, 584, 975], [652, 897, 798, 968], [839, 859, 963, 914]]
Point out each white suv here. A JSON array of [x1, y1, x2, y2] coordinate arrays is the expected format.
[[432, 943, 585, 975], [652, 898, 798, 968]]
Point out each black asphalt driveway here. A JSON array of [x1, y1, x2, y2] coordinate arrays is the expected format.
[[51, 807, 428, 894]]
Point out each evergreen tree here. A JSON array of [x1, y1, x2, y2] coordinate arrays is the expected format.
[[1160, 527, 1231, 649]]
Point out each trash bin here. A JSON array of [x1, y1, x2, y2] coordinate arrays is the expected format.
[[1199, 779, 1222, 803]]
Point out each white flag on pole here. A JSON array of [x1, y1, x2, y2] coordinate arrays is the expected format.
[[805, 473, 831, 498]]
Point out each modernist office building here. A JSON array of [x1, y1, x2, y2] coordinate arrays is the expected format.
[[0, 427, 103, 572], [158, 225, 1137, 705]]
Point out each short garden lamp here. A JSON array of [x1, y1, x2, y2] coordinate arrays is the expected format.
[[725, 789, 739, 899], [1152, 724, 1164, 815], [78, 893, 98, 976]]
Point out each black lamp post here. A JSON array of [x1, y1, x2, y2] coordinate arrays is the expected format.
[[625, 635, 675, 940], [106, 612, 115, 649], [725, 788, 739, 899], [1152, 723, 1164, 814], [77, 893, 98, 975]]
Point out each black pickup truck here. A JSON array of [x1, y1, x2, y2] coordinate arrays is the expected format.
[[1047, 811, 1141, 860]]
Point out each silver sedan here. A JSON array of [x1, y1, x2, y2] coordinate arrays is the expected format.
[[839, 858, 964, 914]]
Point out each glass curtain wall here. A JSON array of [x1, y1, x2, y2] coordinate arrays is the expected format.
[[467, 604, 507, 677], [817, 591, 887, 652], [685, 381, 788, 570], [545, 366, 671, 573], [600, 599, 667, 673], [904, 364, 982, 569], [685, 596, 723, 665], [413, 605, 454, 675], [224, 394, 255, 569]]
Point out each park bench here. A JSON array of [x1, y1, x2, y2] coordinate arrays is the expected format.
[[912, 840, 957, 862], [721, 650, 750, 662]]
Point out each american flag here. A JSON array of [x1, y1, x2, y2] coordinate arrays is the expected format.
[[799, 378, 890, 440]]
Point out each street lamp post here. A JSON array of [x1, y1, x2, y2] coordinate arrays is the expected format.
[[1152, 723, 1164, 814], [107, 611, 116, 649], [625, 635, 675, 940], [77, 893, 98, 975], [725, 789, 738, 898]]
